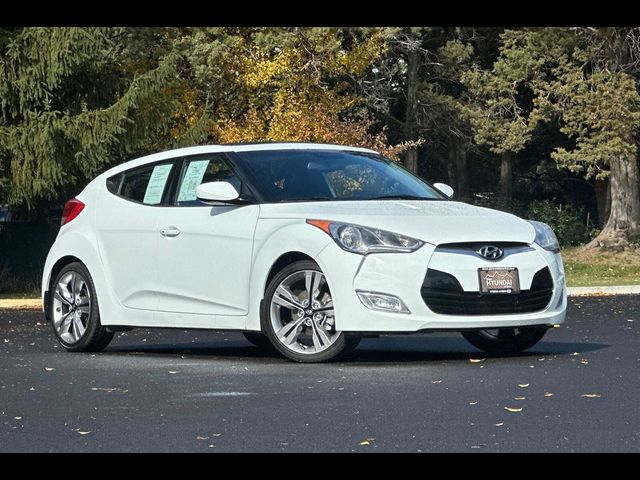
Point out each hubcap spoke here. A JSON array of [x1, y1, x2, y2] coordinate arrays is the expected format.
[[277, 317, 305, 345], [310, 318, 332, 351], [54, 287, 73, 306], [73, 315, 86, 341], [74, 279, 85, 299], [60, 315, 73, 335], [54, 309, 73, 329], [70, 273, 78, 301], [305, 271, 323, 300], [273, 285, 303, 310]]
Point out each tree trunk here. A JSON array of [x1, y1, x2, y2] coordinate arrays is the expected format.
[[448, 139, 469, 201], [500, 151, 513, 201], [404, 149, 418, 174], [455, 146, 469, 201], [587, 152, 640, 249], [447, 141, 457, 187], [403, 47, 419, 174], [593, 177, 611, 228]]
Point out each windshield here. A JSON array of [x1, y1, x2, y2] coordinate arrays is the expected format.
[[235, 149, 446, 203]]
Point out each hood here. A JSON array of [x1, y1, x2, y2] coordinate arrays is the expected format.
[[259, 200, 536, 246]]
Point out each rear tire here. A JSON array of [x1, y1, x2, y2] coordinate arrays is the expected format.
[[50, 262, 114, 352], [461, 327, 548, 355]]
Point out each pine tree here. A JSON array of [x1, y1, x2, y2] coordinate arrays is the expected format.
[[0, 27, 182, 209]]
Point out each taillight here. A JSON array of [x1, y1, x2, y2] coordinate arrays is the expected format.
[[61, 198, 85, 226]]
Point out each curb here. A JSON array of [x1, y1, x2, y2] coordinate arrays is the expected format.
[[567, 285, 640, 296], [1, 286, 640, 310], [0, 299, 42, 309]]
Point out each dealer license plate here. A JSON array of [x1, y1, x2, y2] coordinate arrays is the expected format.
[[478, 267, 520, 294]]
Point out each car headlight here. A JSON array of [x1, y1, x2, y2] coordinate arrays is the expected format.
[[528, 220, 560, 253], [306, 219, 424, 255]]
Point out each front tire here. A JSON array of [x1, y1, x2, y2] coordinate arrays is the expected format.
[[461, 327, 548, 355], [261, 260, 358, 363], [50, 262, 114, 352], [242, 331, 275, 351]]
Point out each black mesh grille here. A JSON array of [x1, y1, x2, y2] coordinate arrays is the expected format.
[[421, 267, 554, 316]]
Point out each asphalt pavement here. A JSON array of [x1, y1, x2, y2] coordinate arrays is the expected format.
[[1, 295, 638, 452]]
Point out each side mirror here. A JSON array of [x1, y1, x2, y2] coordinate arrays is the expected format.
[[433, 182, 454, 198], [196, 181, 240, 203]]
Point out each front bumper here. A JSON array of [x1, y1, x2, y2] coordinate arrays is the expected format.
[[316, 241, 567, 332]]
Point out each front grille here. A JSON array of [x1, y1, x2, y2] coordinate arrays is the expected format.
[[421, 267, 554, 316]]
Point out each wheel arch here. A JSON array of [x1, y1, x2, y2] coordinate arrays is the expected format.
[[264, 251, 316, 294], [245, 221, 333, 331]]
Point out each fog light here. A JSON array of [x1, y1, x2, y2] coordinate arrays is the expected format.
[[356, 291, 410, 314]]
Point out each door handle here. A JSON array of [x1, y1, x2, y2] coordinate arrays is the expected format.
[[160, 226, 181, 237]]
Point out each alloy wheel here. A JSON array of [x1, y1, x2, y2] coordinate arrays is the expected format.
[[269, 269, 339, 355], [52, 270, 91, 344]]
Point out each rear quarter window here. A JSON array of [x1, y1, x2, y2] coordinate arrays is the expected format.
[[109, 162, 175, 205]]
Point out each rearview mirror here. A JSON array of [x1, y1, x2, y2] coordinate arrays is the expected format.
[[433, 182, 454, 198], [196, 181, 240, 203]]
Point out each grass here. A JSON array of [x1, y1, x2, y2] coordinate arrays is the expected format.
[[0, 291, 40, 300], [562, 246, 640, 287]]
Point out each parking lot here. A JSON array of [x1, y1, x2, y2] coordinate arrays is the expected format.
[[1, 295, 638, 452]]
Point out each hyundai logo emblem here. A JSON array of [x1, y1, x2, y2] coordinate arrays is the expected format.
[[476, 245, 504, 260]]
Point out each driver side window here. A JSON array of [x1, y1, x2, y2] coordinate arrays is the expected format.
[[175, 155, 240, 206]]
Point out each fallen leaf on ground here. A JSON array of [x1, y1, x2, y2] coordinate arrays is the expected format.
[[469, 358, 485, 363], [518, 383, 530, 388], [44, 367, 55, 372], [504, 407, 523, 413], [581, 393, 601, 398]]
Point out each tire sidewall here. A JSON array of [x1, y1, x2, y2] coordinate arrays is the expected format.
[[260, 260, 348, 363], [461, 327, 548, 355]]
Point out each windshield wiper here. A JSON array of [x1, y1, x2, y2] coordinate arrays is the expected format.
[[277, 196, 334, 203], [370, 194, 436, 201]]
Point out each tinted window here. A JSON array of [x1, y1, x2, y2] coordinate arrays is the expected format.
[[118, 162, 174, 205], [175, 155, 240, 206], [235, 150, 445, 203]]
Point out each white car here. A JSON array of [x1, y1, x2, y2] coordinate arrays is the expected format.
[[42, 143, 566, 362]]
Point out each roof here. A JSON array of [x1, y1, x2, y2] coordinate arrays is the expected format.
[[100, 142, 379, 178]]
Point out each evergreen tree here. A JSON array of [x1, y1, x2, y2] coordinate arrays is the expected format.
[[0, 27, 182, 209]]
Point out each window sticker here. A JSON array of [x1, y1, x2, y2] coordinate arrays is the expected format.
[[178, 160, 210, 202], [142, 164, 173, 205]]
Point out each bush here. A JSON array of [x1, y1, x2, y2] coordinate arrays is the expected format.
[[525, 200, 596, 247], [470, 193, 526, 217]]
